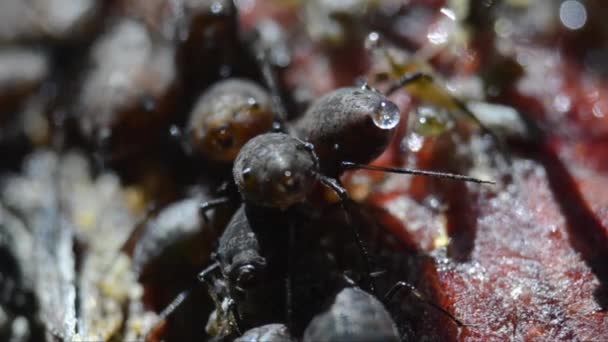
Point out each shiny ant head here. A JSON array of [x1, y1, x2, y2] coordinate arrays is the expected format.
[[187, 79, 275, 163], [233, 133, 320, 210]]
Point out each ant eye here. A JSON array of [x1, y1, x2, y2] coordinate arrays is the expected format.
[[213, 127, 234, 148], [242, 167, 252, 180], [235, 264, 258, 291], [281, 170, 301, 193], [371, 100, 400, 129], [247, 97, 260, 110]]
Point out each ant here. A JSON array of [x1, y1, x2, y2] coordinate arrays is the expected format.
[[172, 78, 276, 164]]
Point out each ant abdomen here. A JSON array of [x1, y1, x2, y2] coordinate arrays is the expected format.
[[302, 287, 400, 342], [187, 79, 275, 163], [235, 324, 293, 342], [233, 133, 319, 210], [293, 87, 400, 176]]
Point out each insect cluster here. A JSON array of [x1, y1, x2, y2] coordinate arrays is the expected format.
[[0, 0, 507, 341]]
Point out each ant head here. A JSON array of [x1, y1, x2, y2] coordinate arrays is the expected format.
[[188, 79, 274, 163], [233, 133, 319, 210]]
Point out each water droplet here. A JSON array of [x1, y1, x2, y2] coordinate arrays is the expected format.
[[364, 31, 380, 50], [414, 106, 450, 136], [210, 1, 224, 14], [406, 132, 424, 152], [371, 100, 400, 129], [560, 0, 587, 30]]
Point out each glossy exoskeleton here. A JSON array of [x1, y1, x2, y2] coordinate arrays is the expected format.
[[302, 286, 400, 342], [184, 78, 275, 164], [234, 324, 293, 342], [131, 196, 228, 281]]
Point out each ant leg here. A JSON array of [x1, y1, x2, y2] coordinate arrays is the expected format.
[[384, 69, 511, 162], [340, 161, 495, 185], [385, 71, 433, 95], [225, 297, 244, 336], [384, 281, 464, 327], [144, 288, 191, 340], [199, 262, 244, 335], [198, 261, 221, 285], [319, 176, 376, 295], [199, 197, 231, 223], [157, 289, 191, 321]]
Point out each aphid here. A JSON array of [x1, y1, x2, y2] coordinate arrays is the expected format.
[[234, 324, 293, 342], [179, 78, 275, 164], [302, 286, 400, 342]]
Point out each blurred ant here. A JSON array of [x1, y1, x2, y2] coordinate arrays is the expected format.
[[169, 78, 276, 165]]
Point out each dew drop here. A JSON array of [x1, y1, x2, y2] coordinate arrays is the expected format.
[[371, 100, 400, 129], [406, 132, 424, 152], [364, 31, 380, 50]]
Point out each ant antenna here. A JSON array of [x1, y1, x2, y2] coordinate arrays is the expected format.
[[384, 281, 465, 328], [286, 222, 296, 332], [318, 176, 377, 295], [341, 161, 495, 185], [255, 47, 288, 130], [385, 71, 433, 96], [143, 288, 191, 340], [199, 197, 232, 222], [367, 32, 511, 164]]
